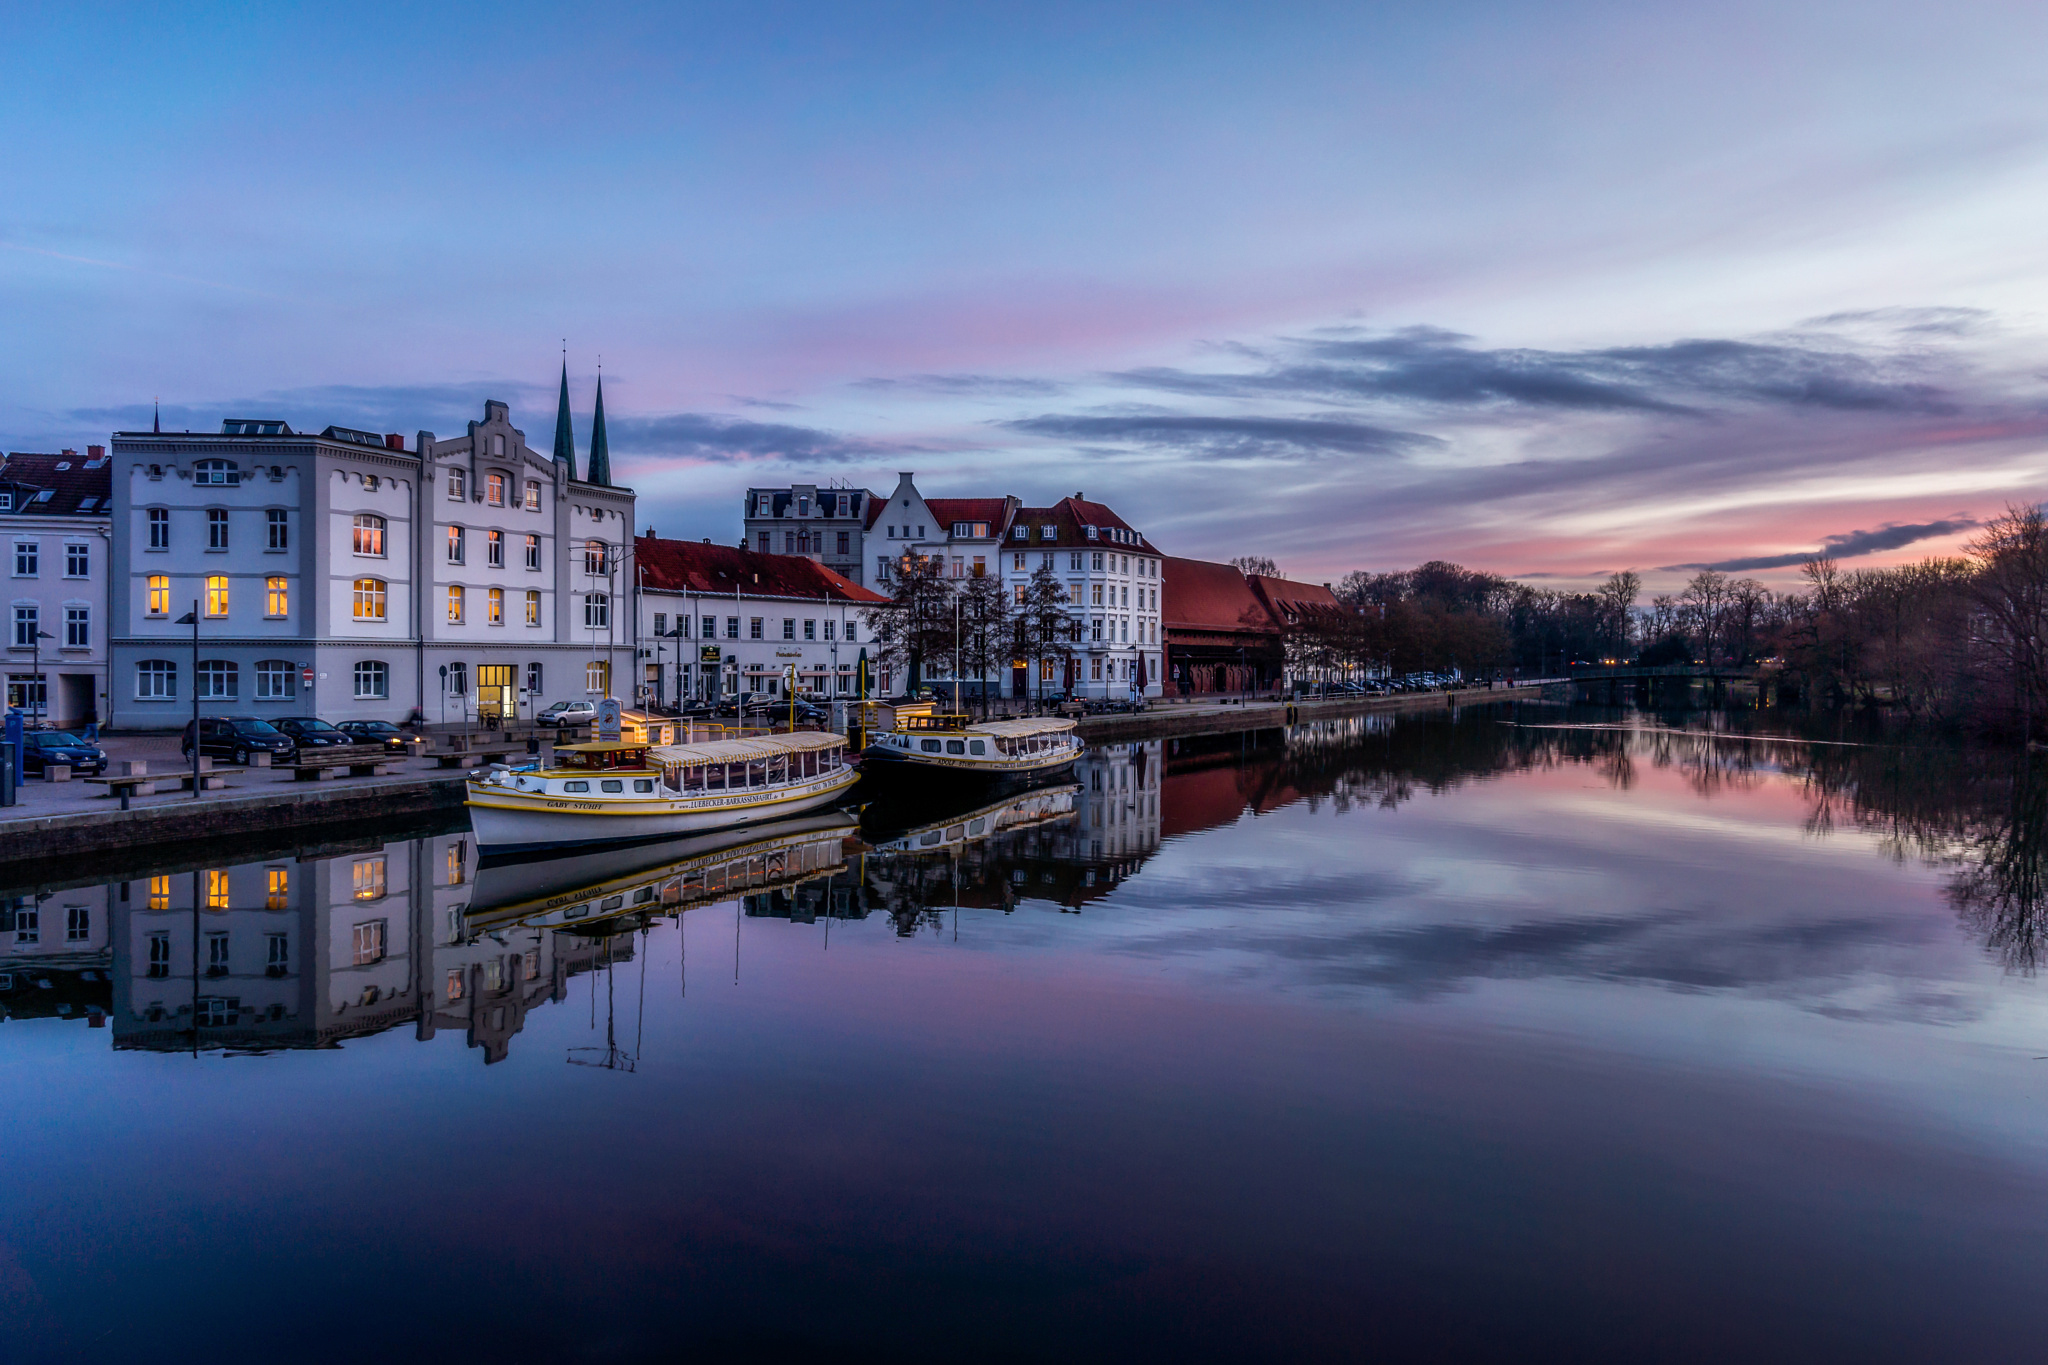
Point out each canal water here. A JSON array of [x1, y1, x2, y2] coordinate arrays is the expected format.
[[5, 702, 2048, 1362]]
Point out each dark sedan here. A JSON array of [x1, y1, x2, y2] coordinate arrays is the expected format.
[[273, 717, 357, 753], [181, 717, 296, 766], [336, 719, 411, 753], [22, 730, 108, 777]]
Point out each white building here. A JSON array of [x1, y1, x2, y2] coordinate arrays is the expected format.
[[108, 395, 634, 729], [1, 448, 113, 727], [633, 535, 888, 704], [996, 495, 1163, 702]]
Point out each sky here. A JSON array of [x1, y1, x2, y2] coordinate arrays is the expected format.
[[4, 0, 2047, 592]]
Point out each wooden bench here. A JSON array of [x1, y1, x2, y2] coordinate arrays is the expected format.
[[434, 733, 514, 769], [284, 744, 408, 781]]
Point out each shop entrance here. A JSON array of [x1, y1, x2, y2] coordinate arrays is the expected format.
[[476, 664, 517, 723]]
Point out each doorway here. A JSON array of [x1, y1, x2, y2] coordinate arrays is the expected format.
[[476, 665, 516, 723]]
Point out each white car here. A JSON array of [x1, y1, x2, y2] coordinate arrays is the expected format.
[[536, 700, 597, 727]]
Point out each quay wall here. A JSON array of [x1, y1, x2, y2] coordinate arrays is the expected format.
[[1076, 684, 1556, 743]]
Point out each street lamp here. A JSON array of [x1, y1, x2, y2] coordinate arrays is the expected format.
[[175, 603, 200, 799], [29, 629, 52, 726]]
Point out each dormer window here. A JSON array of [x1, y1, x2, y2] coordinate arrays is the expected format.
[[194, 459, 239, 486], [798, 496, 810, 516], [1085, 526, 1098, 540], [1040, 525, 1057, 541], [0, 493, 9, 511], [1012, 525, 1026, 540]]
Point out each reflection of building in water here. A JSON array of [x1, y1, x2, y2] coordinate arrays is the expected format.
[[1063, 741, 1162, 867], [108, 832, 620, 1062], [1, 883, 113, 1025]]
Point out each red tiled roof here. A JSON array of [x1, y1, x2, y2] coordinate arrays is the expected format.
[[1, 451, 113, 516], [1248, 574, 1346, 626], [1159, 765, 1249, 840], [1162, 556, 1273, 635], [924, 497, 1012, 531], [1008, 496, 1160, 553], [634, 535, 889, 603]]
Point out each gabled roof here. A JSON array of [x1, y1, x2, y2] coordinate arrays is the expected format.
[[0, 452, 113, 516], [635, 535, 889, 604], [1008, 496, 1158, 552], [1247, 574, 1346, 626], [1161, 556, 1272, 634], [925, 497, 1013, 533]]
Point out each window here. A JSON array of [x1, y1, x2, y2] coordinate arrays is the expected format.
[[353, 514, 385, 556], [205, 869, 229, 910], [65, 605, 88, 648], [726, 617, 739, 639], [1091, 618, 1103, 642], [447, 525, 465, 564], [491, 435, 505, 456], [148, 507, 169, 549], [759, 533, 772, 553], [824, 619, 836, 641], [584, 593, 608, 629], [526, 661, 542, 694], [1091, 656, 1103, 680], [487, 587, 504, 625], [65, 542, 88, 577], [1092, 584, 1103, 606], [447, 968, 465, 1000], [837, 531, 850, 555], [1014, 585, 1027, 605], [447, 586, 464, 624], [352, 858, 386, 902], [1092, 552, 1104, 571], [266, 867, 289, 910], [137, 659, 176, 699], [486, 472, 505, 506], [448, 468, 466, 500], [148, 932, 171, 977], [524, 534, 540, 570], [586, 659, 608, 694], [845, 621, 856, 643], [353, 578, 387, 621], [487, 529, 503, 567], [783, 619, 795, 640], [267, 933, 289, 975], [364, 475, 379, 492], [354, 660, 388, 698], [66, 905, 88, 942], [142, 576, 169, 621], [1012, 525, 1027, 540], [700, 615, 716, 640], [447, 841, 467, 885], [13, 541, 36, 576], [267, 509, 289, 550], [525, 590, 541, 626], [9, 901, 36, 944], [447, 661, 467, 695], [205, 575, 228, 616], [524, 480, 541, 511], [584, 540, 607, 575], [254, 659, 292, 700], [207, 508, 229, 550], [265, 576, 288, 617], [205, 932, 230, 976], [194, 459, 238, 486], [352, 919, 386, 964], [653, 612, 667, 637], [197, 659, 237, 699]]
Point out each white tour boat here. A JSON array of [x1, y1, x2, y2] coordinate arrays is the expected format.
[[861, 707, 1082, 781], [465, 732, 858, 854]]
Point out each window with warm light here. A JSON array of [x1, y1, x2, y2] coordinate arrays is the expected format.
[[487, 587, 504, 625], [266, 867, 289, 911], [447, 585, 465, 624], [148, 875, 170, 911], [486, 472, 505, 506], [205, 576, 229, 617], [205, 869, 230, 910], [525, 590, 540, 626], [353, 578, 386, 621], [265, 577, 288, 617], [353, 514, 385, 556], [352, 857, 386, 902], [147, 575, 169, 616]]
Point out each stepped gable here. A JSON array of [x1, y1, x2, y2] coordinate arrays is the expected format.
[[635, 534, 888, 603]]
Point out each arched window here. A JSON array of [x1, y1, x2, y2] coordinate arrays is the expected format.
[[193, 459, 239, 486], [584, 540, 608, 575], [353, 514, 386, 556], [197, 659, 238, 700], [254, 660, 294, 700], [136, 659, 177, 699], [486, 471, 506, 506], [353, 578, 387, 621], [354, 660, 388, 699]]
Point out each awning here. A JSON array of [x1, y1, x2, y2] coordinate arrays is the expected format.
[[648, 731, 846, 766]]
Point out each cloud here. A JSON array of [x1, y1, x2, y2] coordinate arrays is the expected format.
[[1662, 517, 1982, 573], [605, 413, 880, 464], [1000, 412, 1440, 460], [856, 373, 1068, 397], [69, 381, 551, 437]]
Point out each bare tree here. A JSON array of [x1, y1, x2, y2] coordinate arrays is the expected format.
[[956, 570, 1013, 717], [1012, 562, 1074, 708], [860, 554, 955, 696], [1229, 555, 1280, 578]]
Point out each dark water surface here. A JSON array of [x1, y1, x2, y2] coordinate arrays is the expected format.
[[6, 702, 2048, 1362]]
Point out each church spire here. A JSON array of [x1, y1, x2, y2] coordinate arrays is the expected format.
[[587, 366, 612, 487], [153, 398, 160, 434], [552, 353, 577, 480]]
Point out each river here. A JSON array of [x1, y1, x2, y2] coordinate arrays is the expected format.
[[4, 700, 2047, 1362]]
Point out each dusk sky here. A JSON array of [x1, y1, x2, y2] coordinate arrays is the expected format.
[[7, 1, 2047, 591]]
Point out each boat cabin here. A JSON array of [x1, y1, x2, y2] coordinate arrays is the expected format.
[[551, 743, 652, 771]]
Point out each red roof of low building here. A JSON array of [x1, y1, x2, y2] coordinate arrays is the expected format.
[[635, 535, 889, 603], [0, 450, 113, 516], [1247, 574, 1346, 626], [1162, 556, 1273, 635]]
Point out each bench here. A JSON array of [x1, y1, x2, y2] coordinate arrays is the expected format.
[[434, 734, 514, 769], [284, 744, 408, 781]]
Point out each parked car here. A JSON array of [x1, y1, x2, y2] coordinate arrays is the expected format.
[[537, 699, 597, 727], [21, 729, 107, 777], [273, 717, 357, 752], [180, 716, 296, 766], [336, 719, 411, 753]]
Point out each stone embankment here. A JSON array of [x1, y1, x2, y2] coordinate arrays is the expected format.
[[0, 685, 1558, 873]]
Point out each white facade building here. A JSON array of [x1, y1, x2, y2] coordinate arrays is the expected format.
[[1, 448, 113, 727], [108, 402, 634, 729]]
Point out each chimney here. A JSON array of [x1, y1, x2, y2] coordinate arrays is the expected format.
[[87, 445, 105, 460], [61, 448, 76, 458], [384, 433, 405, 451], [1074, 491, 1083, 500]]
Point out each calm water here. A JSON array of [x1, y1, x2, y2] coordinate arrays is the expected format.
[[6, 702, 2048, 1362]]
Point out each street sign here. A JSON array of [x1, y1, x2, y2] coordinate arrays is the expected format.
[[699, 645, 721, 664], [301, 667, 316, 686]]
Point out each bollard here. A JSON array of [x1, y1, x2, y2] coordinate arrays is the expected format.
[[46, 763, 70, 783]]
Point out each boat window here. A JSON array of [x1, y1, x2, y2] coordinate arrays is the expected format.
[[683, 765, 706, 791], [634, 779, 654, 793], [946, 740, 966, 755], [601, 779, 623, 793], [800, 750, 816, 778], [970, 818, 987, 835], [563, 780, 590, 793], [750, 760, 766, 787], [919, 830, 942, 846], [921, 738, 942, 753], [767, 755, 786, 784], [969, 740, 986, 755]]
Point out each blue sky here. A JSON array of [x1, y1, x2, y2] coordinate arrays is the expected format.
[[6, 1, 2047, 588]]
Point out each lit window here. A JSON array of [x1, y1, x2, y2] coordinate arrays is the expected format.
[[266, 867, 289, 911], [487, 529, 503, 567], [584, 540, 607, 575], [487, 587, 504, 625], [148, 875, 170, 911], [446, 968, 465, 1000], [447, 586, 464, 624], [205, 575, 228, 617], [525, 590, 541, 626], [524, 480, 541, 511], [353, 578, 387, 621], [486, 472, 505, 506], [206, 869, 229, 910], [351, 858, 386, 903], [447, 468, 466, 500], [265, 576, 289, 617], [353, 514, 385, 556], [447, 842, 466, 885], [524, 534, 540, 570], [447, 525, 465, 564]]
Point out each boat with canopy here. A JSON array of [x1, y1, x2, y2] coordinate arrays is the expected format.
[[861, 705, 1082, 781]]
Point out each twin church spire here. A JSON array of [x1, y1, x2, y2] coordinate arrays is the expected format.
[[551, 355, 612, 487]]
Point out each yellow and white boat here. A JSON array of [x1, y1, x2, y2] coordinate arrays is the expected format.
[[465, 732, 858, 854], [861, 707, 1082, 781]]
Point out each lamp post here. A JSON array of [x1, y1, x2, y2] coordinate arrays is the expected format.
[[175, 602, 200, 798], [29, 629, 52, 726]]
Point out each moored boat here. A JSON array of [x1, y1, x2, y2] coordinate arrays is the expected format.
[[465, 732, 858, 854], [860, 707, 1082, 781]]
